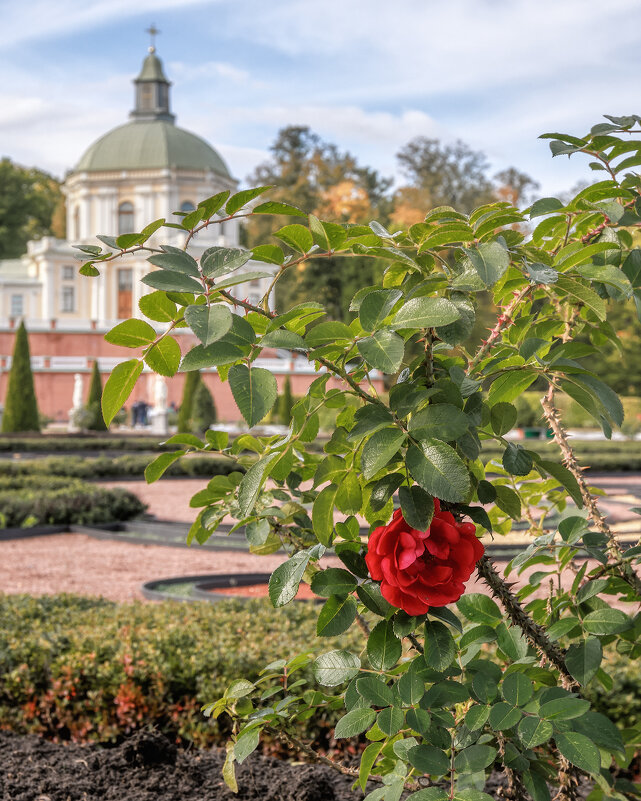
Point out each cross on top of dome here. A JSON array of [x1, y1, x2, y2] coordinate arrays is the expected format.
[[146, 24, 160, 53]]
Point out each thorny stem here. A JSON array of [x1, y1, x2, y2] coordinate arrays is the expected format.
[[408, 633, 424, 654], [496, 732, 527, 801], [476, 555, 578, 689], [355, 613, 370, 637], [467, 286, 532, 374]]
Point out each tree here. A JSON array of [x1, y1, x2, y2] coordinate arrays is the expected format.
[[84, 361, 108, 431], [2, 321, 40, 432], [246, 126, 391, 318], [0, 159, 65, 259], [177, 370, 201, 433], [190, 380, 216, 434], [278, 376, 295, 424]]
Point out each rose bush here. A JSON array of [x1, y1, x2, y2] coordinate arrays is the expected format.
[[84, 115, 641, 800], [365, 501, 484, 615]]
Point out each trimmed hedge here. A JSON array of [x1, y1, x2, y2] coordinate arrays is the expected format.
[[0, 594, 359, 746], [481, 439, 641, 472], [0, 453, 241, 481], [0, 475, 146, 527], [0, 435, 174, 453]]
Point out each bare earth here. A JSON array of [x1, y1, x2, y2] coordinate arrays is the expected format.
[[1, 475, 639, 603]]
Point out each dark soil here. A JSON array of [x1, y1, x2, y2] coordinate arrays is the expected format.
[[0, 730, 367, 801], [0, 729, 595, 801]]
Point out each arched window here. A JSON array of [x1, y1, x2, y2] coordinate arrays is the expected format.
[[180, 201, 196, 214], [118, 202, 134, 235]]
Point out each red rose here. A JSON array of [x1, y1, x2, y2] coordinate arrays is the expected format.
[[365, 499, 484, 616]]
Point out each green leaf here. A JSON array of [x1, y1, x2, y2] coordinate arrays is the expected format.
[[228, 365, 278, 427], [361, 427, 406, 480], [408, 403, 469, 441], [312, 484, 338, 546], [184, 304, 233, 346], [334, 707, 376, 739], [572, 711, 625, 754], [225, 185, 272, 215], [359, 289, 402, 331], [142, 270, 203, 293], [501, 673, 533, 706], [555, 276, 607, 321], [359, 741, 384, 792], [313, 650, 361, 686], [406, 790, 449, 801], [311, 568, 358, 598], [357, 581, 393, 617], [357, 329, 405, 374], [222, 743, 237, 793], [180, 342, 244, 370], [234, 726, 261, 764], [197, 190, 230, 218], [494, 486, 521, 520], [408, 744, 449, 776], [274, 223, 314, 253], [457, 594, 502, 625], [530, 197, 564, 218], [490, 402, 517, 436], [487, 371, 538, 404], [464, 241, 510, 287], [539, 697, 590, 720], [268, 551, 310, 607], [201, 246, 252, 278], [367, 620, 402, 671], [145, 336, 181, 376], [527, 263, 558, 284], [317, 595, 358, 636], [356, 675, 395, 707], [555, 732, 601, 775], [391, 297, 461, 329], [488, 702, 521, 731], [238, 452, 280, 518], [583, 607, 631, 635], [465, 705, 490, 731], [406, 440, 470, 503], [517, 717, 553, 748], [538, 460, 584, 508], [424, 620, 456, 671], [305, 320, 353, 347], [398, 485, 434, 531], [252, 244, 285, 265], [144, 450, 185, 483], [213, 270, 271, 290], [453, 745, 497, 773], [377, 706, 404, 737], [148, 251, 200, 277], [565, 637, 602, 686], [502, 443, 533, 476], [101, 359, 143, 426], [139, 291, 178, 323], [398, 671, 425, 705], [105, 319, 156, 348], [252, 200, 307, 217], [335, 472, 362, 515], [496, 623, 528, 661], [260, 329, 308, 350]]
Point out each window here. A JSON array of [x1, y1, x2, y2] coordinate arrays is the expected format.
[[10, 295, 23, 317], [140, 84, 153, 111], [62, 266, 75, 281], [118, 202, 134, 235], [61, 286, 75, 313], [117, 268, 133, 319]]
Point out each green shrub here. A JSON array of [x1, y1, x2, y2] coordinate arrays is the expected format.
[[0, 594, 359, 746], [177, 371, 201, 433], [0, 435, 173, 453], [1, 322, 40, 433], [278, 376, 295, 424], [0, 453, 241, 480], [0, 475, 146, 527], [84, 361, 108, 432]]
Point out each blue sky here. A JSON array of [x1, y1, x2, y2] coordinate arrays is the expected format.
[[2, 0, 641, 199]]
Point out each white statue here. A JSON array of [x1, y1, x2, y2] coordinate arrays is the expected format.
[[68, 372, 84, 432], [154, 374, 168, 412]]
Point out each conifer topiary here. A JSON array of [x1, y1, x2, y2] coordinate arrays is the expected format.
[[177, 370, 201, 433], [85, 361, 108, 431], [279, 375, 295, 424], [1, 321, 40, 432], [191, 379, 217, 434]]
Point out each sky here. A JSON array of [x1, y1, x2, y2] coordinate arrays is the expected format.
[[2, 0, 641, 200]]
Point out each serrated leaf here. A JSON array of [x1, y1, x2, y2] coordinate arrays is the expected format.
[[391, 297, 461, 329], [139, 291, 178, 323], [317, 595, 358, 636], [148, 251, 200, 277], [274, 223, 314, 253], [105, 319, 157, 348], [502, 443, 533, 476], [334, 707, 376, 739], [424, 620, 456, 671], [361, 427, 406, 480], [184, 304, 233, 346], [488, 702, 521, 731], [583, 607, 630, 635], [487, 371, 538, 404], [313, 650, 361, 686], [268, 551, 310, 607], [101, 359, 143, 426], [457, 594, 502, 625], [555, 732, 601, 775], [228, 364, 278, 427], [565, 637, 602, 686], [408, 403, 469, 441], [555, 276, 607, 321], [145, 335, 181, 376], [252, 200, 307, 217], [398, 485, 434, 531], [464, 241, 510, 287], [356, 676, 395, 707], [226, 185, 272, 215], [201, 246, 252, 278], [260, 329, 308, 350], [406, 439, 470, 503], [312, 484, 338, 546], [490, 402, 517, 436], [367, 620, 401, 671], [357, 329, 405, 373], [238, 452, 280, 517], [144, 450, 185, 483], [408, 744, 449, 776], [311, 568, 358, 598], [359, 289, 402, 331], [501, 673, 533, 706], [517, 717, 553, 748], [142, 270, 203, 293], [180, 342, 244, 370]]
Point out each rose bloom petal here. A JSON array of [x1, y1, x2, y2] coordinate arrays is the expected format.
[[365, 500, 484, 616]]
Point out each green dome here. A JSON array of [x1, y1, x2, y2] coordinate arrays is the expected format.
[[74, 120, 231, 177]]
